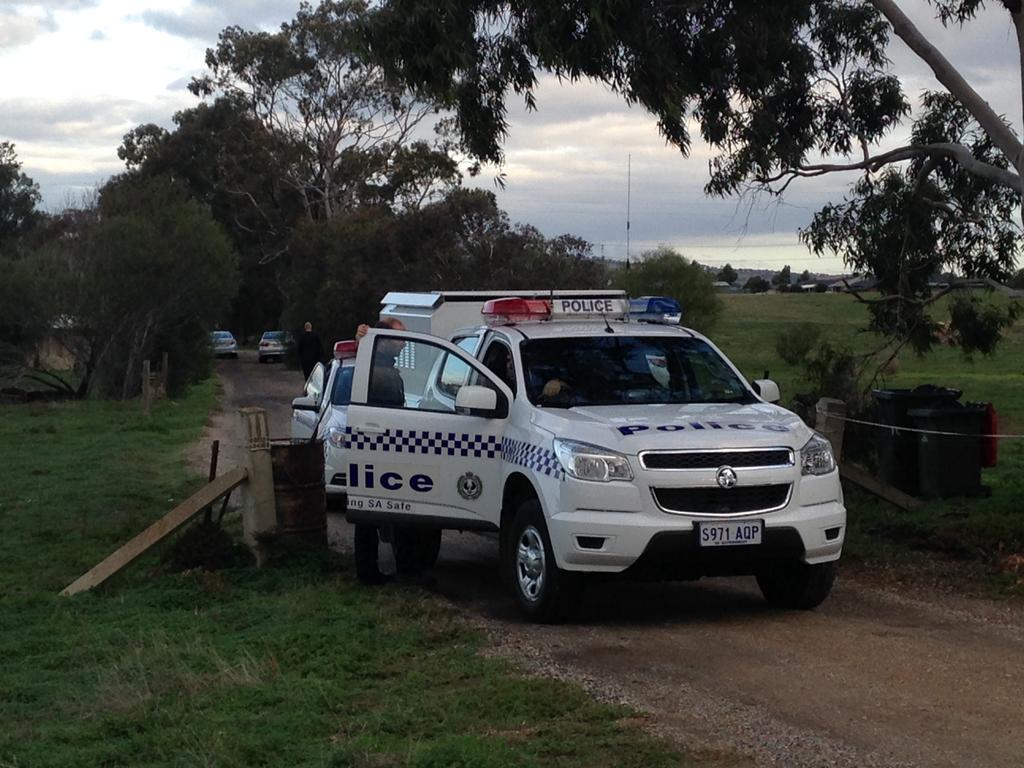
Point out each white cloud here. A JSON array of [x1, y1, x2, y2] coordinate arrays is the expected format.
[[0, 10, 56, 48], [135, 0, 299, 40]]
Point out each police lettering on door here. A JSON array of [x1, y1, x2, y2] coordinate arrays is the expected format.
[[336, 464, 436, 493]]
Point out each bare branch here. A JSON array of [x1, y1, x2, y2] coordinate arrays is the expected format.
[[869, 0, 1024, 172], [761, 143, 1022, 191]]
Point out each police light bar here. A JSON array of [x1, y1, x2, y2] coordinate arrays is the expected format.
[[333, 340, 358, 359], [550, 296, 630, 319], [481, 298, 551, 325], [629, 296, 682, 324]]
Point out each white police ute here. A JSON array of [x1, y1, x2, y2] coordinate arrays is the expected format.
[[343, 291, 845, 622]]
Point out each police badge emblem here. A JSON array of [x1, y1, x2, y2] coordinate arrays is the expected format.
[[457, 472, 483, 500]]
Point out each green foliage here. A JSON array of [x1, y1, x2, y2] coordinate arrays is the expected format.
[[0, 386, 687, 768], [716, 263, 738, 285], [613, 247, 721, 333], [948, 295, 1021, 357], [772, 265, 792, 288], [192, 0, 457, 222], [9, 176, 239, 398], [744, 275, 770, 293], [362, 0, 907, 197], [774, 323, 822, 367], [799, 341, 863, 410], [803, 92, 1021, 357], [286, 189, 610, 344], [0, 141, 41, 251]]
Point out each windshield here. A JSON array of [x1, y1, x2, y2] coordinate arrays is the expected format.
[[519, 336, 755, 407], [262, 332, 285, 341], [212, 331, 233, 340]]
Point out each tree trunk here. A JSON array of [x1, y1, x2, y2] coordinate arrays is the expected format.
[[1010, 5, 1024, 210], [870, 0, 1024, 176]]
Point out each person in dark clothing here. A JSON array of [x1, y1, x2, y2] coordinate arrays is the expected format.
[[297, 321, 323, 380], [353, 318, 407, 585]]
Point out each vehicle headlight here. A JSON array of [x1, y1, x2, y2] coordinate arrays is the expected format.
[[553, 439, 634, 482], [800, 434, 836, 475], [324, 426, 346, 449]]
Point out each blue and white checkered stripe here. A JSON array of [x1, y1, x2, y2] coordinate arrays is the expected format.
[[343, 428, 565, 480], [502, 437, 565, 480], [343, 427, 500, 458]]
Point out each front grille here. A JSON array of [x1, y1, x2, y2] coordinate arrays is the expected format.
[[641, 449, 793, 470], [653, 484, 791, 515]]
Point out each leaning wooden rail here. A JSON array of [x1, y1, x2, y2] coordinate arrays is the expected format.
[[60, 466, 248, 597]]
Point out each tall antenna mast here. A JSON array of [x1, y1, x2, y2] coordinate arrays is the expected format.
[[626, 153, 631, 270]]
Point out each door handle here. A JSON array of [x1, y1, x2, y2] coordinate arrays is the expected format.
[[359, 423, 387, 434]]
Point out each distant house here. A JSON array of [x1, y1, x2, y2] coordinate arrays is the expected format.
[[712, 281, 740, 293], [828, 276, 878, 293]]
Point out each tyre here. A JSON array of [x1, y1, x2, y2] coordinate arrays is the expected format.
[[353, 524, 387, 585], [505, 499, 581, 623], [258, 356, 266, 364], [756, 560, 836, 609], [392, 527, 442, 573]]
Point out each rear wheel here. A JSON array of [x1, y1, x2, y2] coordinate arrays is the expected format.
[[505, 500, 580, 623], [756, 560, 835, 609]]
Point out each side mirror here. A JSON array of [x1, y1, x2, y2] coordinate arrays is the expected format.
[[292, 394, 319, 412], [752, 378, 781, 404], [455, 385, 504, 417]]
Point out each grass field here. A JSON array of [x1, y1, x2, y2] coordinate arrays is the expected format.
[[714, 292, 1024, 590], [0, 385, 684, 768]]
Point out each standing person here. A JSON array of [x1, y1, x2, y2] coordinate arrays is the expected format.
[[297, 321, 323, 380], [353, 318, 407, 584]]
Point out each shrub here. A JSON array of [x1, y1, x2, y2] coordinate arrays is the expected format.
[[774, 323, 822, 366]]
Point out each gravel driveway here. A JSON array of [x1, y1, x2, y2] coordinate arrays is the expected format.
[[200, 356, 1024, 768]]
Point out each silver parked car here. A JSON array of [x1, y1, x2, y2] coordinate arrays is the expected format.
[[210, 330, 238, 358], [258, 331, 292, 363]]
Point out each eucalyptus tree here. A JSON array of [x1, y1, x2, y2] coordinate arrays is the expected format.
[[361, 0, 1023, 354], [191, 0, 457, 223]]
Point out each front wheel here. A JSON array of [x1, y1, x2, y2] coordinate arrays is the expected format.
[[505, 500, 581, 623], [756, 560, 835, 609]]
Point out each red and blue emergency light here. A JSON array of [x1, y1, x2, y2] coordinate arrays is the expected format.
[[481, 298, 552, 325], [333, 340, 358, 359]]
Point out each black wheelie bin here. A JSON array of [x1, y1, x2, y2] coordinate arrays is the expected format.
[[907, 403, 987, 498], [871, 385, 962, 495]]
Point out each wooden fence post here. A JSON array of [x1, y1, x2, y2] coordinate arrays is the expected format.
[[815, 398, 847, 463], [161, 351, 169, 395], [142, 359, 151, 415], [237, 407, 277, 566]]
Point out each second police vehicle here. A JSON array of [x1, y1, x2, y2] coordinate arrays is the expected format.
[[339, 291, 845, 622]]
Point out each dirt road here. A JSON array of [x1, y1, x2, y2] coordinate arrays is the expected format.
[[203, 358, 1024, 768]]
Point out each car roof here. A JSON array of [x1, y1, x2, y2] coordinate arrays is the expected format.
[[488, 321, 697, 340]]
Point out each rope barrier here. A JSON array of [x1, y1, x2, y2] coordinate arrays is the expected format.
[[833, 414, 1024, 440]]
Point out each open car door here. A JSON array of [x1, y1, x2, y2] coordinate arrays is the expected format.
[[290, 362, 325, 440], [343, 329, 512, 531]]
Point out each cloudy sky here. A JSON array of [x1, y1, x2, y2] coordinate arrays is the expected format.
[[1, 1, 1020, 273]]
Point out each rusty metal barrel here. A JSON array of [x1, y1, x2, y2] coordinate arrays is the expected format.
[[270, 439, 327, 546]]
